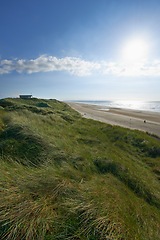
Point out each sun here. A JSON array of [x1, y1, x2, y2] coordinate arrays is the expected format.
[[122, 38, 149, 63]]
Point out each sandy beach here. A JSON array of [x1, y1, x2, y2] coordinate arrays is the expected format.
[[67, 102, 160, 138]]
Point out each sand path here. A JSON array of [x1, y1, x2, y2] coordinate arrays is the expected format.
[[67, 102, 160, 138]]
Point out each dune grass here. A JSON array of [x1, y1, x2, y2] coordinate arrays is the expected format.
[[0, 98, 160, 239]]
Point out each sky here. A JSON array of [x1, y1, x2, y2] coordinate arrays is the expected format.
[[0, 0, 160, 101]]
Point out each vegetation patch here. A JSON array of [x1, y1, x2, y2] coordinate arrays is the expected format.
[[0, 123, 50, 165], [0, 98, 160, 239], [93, 158, 160, 207]]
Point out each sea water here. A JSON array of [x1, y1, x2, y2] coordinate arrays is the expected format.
[[72, 100, 160, 113]]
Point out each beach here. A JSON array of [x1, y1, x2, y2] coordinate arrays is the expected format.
[[67, 102, 160, 138]]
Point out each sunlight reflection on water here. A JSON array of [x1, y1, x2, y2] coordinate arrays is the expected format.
[[73, 100, 160, 112]]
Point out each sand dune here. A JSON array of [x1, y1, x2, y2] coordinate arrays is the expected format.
[[67, 102, 160, 138]]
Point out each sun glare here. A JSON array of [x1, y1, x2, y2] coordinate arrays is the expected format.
[[122, 38, 149, 63]]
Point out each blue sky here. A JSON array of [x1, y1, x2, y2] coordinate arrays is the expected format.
[[0, 0, 160, 100]]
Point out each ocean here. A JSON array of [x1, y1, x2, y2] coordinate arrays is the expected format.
[[71, 100, 160, 113]]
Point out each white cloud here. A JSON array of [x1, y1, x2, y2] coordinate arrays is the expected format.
[[1, 55, 160, 77], [0, 55, 101, 76], [101, 60, 160, 77]]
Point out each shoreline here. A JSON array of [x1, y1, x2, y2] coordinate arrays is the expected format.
[[67, 102, 160, 138]]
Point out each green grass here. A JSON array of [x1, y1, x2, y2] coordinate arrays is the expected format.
[[0, 97, 160, 239]]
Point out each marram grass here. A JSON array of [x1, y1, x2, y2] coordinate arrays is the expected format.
[[0, 98, 160, 239]]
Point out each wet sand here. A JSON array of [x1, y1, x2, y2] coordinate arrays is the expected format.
[[67, 102, 160, 138]]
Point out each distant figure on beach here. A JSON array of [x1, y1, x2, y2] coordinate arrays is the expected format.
[[144, 120, 146, 123]]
